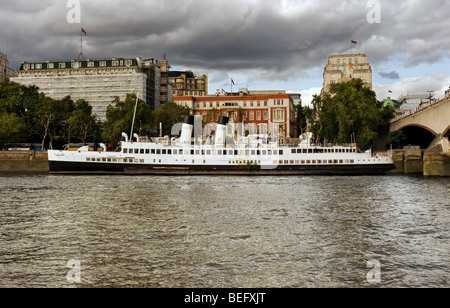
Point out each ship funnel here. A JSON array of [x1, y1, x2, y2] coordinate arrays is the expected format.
[[179, 115, 195, 145], [122, 133, 129, 143], [215, 116, 229, 147]]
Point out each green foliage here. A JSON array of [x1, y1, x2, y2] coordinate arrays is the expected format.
[[151, 102, 191, 137], [388, 130, 408, 149], [102, 94, 152, 144], [0, 112, 26, 143], [311, 79, 394, 148], [69, 99, 100, 145]]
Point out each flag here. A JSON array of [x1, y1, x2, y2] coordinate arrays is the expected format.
[[388, 90, 393, 93], [349, 63, 354, 70], [351, 40, 357, 44], [81, 28, 87, 36], [231, 79, 235, 85]]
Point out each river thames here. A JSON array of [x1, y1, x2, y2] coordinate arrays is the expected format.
[[0, 173, 448, 288]]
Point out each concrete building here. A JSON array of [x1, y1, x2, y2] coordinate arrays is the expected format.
[[174, 89, 297, 141], [0, 52, 17, 82], [169, 71, 208, 98], [12, 57, 163, 122], [323, 53, 372, 92], [159, 59, 173, 105], [397, 93, 435, 114]]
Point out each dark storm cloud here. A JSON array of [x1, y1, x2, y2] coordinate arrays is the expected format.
[[379, 71, 400, 79], [1, 0, 449, 85]]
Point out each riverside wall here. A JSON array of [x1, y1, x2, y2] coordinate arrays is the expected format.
[[389, 146, 450, 177], [0, 151, 49, 172]]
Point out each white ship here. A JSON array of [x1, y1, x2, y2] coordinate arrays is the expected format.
[[48, 116, 395, 175]]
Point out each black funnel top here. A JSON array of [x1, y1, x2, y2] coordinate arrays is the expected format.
[[183, 115, 195, 126], [218, 116, 229, 126]]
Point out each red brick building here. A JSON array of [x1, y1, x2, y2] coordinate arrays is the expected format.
[[174, 92, 297, 140]]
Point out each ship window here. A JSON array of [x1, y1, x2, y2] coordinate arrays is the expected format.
[[123, 149, 128, 154], [135, 149, 139, 154], [251, 150, 256, 156], [329, 160, 333, 164], [140, 149, 144, 154], [279, 150, 284, 155], [339, 160, 343, 164], [195, 150, 200, 155], [162, 149, 167, 155], [146, 149, 150, 154], [218, 150, 222, 155], [273, 150, 278, 155], [290, 160, 294, 164], [234, 150, 239, 156], [262, 150, 267, 156], [151, 149, 156, 154], [317, 160, 322, 164], [107, 158, 112, 162], [312, 160, 316, 164], [124, 159, 128, 163], [86, 158, 90, 162], [157, 150, 161, 155], [140, 159, 144, 163], [292, 149, 296, 154], [279, 160, 283, 165], [168, 149, 172, 155], [350, 160, 355, 163], [112, 159, 117, 163]]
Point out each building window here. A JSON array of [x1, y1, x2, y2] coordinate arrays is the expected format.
[[125, 59, 133, 66], [99, 61, 107, 67], [71, 62, 81, 68], [256, 111, 261, 121], [263, 111, 268, 121], [59, 63, 66, 69], [35, 63, 42, 69], [87, 61, 95, 68], [264, 101, 268, 107], [112, 60, 119, 66], [47, 63, 54, 69], [250, 111, 254, 121]]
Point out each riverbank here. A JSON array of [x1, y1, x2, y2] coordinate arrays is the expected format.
[[389, 146, 450, 177], [0, 151, 49, 173], [1, 149, 449, 176]]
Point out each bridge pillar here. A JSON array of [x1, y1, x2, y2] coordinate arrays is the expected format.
[[403, 146, 423, 174], [423, 144, 450, 177]]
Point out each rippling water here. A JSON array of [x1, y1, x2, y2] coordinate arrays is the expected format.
[[0, 173, 448, 288]]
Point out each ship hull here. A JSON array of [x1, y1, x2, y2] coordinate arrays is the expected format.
[[49, 161, 395, 176]]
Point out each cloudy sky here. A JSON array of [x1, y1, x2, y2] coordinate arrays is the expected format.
[[1, 0, 449, 105]]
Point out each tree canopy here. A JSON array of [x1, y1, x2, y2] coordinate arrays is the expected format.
[[310, 79, 394, 149]]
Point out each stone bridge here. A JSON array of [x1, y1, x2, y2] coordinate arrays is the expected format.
[[390, 95, 450, 153], [390, 95, 449, 176]]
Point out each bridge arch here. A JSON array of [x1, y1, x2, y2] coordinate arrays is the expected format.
[[443, 125, 450, 138], [393, 124, 437, 149]]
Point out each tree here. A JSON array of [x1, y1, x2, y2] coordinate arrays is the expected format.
[[0, 112, 26, 144], [151, 102, 191, 137], [69, 99, 100, 145], [102, 94, 152, 144], [311, 79, 394, 149], [388, 130, 408, 149]]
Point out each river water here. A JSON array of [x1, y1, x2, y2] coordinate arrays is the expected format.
[[0, 174, 448, 288]]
